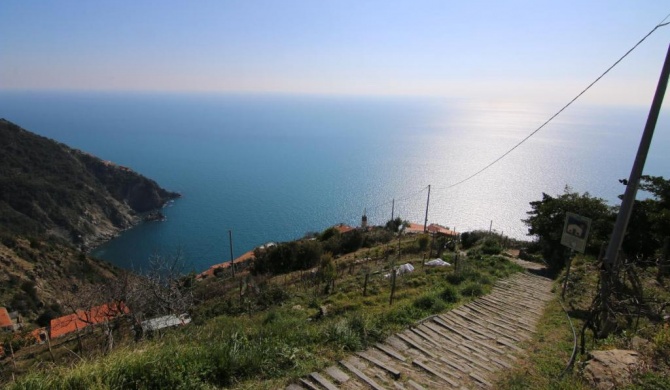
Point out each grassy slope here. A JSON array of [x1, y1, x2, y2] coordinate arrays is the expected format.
[[4, 238, 523, 389], [495, 255, 670, 390], [0, 118, 179, 322]]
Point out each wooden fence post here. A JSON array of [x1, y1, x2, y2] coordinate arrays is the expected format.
[[363, 273, 369, 296], [389, 269, 397, 305]]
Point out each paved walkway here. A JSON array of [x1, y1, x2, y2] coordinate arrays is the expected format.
[[287, 271, 554, 389]]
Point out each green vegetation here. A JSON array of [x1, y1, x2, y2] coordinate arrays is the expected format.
[[498, 178, 670, 388], [523, 179, 670, 273], [0, 118, 178, 245], [3, 120, 667, 389], [496, 254, 670, 389], [0, 118, 179, 321], [3, 233, 523, 388]]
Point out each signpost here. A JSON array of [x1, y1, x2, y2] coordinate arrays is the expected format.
[[561, 212, 592, 253], [560, 212, 591, 299]]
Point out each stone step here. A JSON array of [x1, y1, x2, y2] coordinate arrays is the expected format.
[[289, 272, 554, 389]]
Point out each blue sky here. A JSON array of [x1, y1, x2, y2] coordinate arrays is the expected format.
[[1, 1, 669, 105]]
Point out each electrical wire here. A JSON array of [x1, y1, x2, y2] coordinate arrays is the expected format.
[[444, 17, 670, 190]]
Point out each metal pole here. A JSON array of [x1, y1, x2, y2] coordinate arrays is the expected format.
[[423, 185, 431, 232], [603, 44, 670, 269], [601, 43, 670, 330]]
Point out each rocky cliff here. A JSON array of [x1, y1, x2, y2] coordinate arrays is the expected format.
[[0, 118, 179, 249], [0, 118, 180, 319]]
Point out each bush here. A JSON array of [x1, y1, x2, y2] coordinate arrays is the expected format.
[[326, 320, 363, 351], [413, 294, 447, 313], [460, 230, 488, 249], [439, 285, 460, 303], [461, 282, 484, 297], [413, 294, 438, 310], [481, 238, 502, 255], [446, 273, 465, 285], [256, 284, 290, 309], [417, 234, 430, 251]]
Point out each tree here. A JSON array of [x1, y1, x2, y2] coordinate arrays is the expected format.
[[295, 239, 323, 270], [417, 234, 430, 252], [385, 217, 405, 233], [317, 253, 337, 294], [623, 175, 670, 262], [523, 187, 614, 271]]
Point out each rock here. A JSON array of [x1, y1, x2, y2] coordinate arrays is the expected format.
[[292, 305, 303, 311], [630, 337, 652, 355], [583, 349, 641, 390]]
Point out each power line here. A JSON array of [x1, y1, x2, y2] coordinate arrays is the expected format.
[[443, 17, 670, 190], [364, 185, 428, 214]]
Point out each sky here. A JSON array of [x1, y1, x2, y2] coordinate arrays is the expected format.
[[1, 1, 670, 105]]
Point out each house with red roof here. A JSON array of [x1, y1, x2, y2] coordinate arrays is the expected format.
[[333, 224, 355, 234], [405, 222, 458, 236], [0, 307, 13, 330], [49, 302, 129, 339], [427, 223, 459, 237], [0, 307, 22, 331], [196, 242, 279, 280]]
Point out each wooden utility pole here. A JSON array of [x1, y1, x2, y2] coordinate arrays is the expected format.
[[229, 230, 235, 278], [600, 43, 670, 334], [423, 185, 431, 232]]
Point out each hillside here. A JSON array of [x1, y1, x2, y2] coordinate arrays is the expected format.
[[0, 118, 179, 319]]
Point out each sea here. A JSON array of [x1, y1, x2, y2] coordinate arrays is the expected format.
[[1, 91, 668, 273]]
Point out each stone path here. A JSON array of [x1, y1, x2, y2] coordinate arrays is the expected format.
[[287, 272, 554, 389]]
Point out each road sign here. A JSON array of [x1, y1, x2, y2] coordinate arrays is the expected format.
[[561, 212, 592, 253]]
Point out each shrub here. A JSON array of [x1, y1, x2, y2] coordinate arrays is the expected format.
[[461, 282, 484, 297], [417, 234, 430, 251], [461, 230, 488, 249], [326, 320, 363, 351], [413, 294, 438, 310], [413, 294, 447, 313], [439, 285, 460, 303], [256, 284, 290, 309], [446, 273, 465, 285], [481, 238, 502, 255]]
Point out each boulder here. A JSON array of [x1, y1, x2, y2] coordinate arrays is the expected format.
[[583, 349, 641, 390]]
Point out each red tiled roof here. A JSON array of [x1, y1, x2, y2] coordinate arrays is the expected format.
[[427, 223, 459, 236], [405, 223, 425, 234], [196, 250, 256, 279], [334, 224, 355, 234], [0, 307, 12, 328], [49, 302, 129, 339], [405, 223, 458, 236]]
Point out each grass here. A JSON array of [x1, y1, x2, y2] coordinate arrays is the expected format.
[[494, 294, 590, 390], [495, 255, 670, 390], [4, 238, 525, 389]]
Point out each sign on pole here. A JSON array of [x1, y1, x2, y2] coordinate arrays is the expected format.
[[561, 212, 592, 253]]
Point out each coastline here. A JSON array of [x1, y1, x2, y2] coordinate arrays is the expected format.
[[86, 195, 180, 254]]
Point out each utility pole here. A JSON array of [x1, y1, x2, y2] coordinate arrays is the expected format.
[[600, 43, 670, 334], [229, 230, 235, 278], [489, 220, 493, 235], [391, 198, 395, 222], [423, 185, 431, 232]]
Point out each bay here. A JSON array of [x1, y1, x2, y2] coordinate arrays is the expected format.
[[1, 91, 668, 272]]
